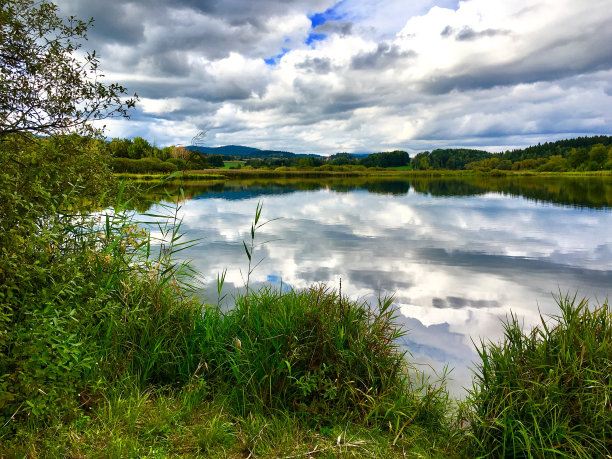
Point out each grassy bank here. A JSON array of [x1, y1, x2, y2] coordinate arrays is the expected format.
[[3, 277, 610, 457], [2, 137, 611, 457], [115, 168, 612, 182], [2, 285, 455, 457], [465, 296, 612, 457]]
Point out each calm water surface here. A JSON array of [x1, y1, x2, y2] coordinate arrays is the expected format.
[[143, 177, 612, 395]]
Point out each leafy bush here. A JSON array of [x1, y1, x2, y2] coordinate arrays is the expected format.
[[167, 157, 188, 170], [467, 295, 612, 457], [110, 157, 178, 173], [193, 286, 449, 430], [0, 135, 198, 424], [0, 135, 110, 419]]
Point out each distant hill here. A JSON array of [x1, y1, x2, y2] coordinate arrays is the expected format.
[[185, 144, 326, 159], [186, 145, 261, 156]]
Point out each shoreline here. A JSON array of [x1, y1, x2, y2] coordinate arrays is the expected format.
[[115, 168, 612, 182]]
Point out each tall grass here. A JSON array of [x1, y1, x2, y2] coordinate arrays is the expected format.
[[466, 294, 612, 457], [192, 286, 450, 430]]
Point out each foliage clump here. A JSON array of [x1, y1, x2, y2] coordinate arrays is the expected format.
[[194, 286, 449, 429], [466, 295, 612, 457], [0, 0, 136, 137], [0, 134, 200, 422]]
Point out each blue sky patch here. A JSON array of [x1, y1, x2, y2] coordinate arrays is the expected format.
[[305, 33, 326, 46], [267, 274, 282, 283], [264, 47, 290, 66], [308, 2, 346, 28]]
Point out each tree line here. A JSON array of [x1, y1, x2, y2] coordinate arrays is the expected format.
[[411, 137, 612, 172], [244, 150, 411, 169], [106, 137, 225, 172], [37, 134, 612, 174]]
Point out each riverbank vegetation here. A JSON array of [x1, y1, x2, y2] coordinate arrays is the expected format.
[[2, 134, 611, 456], [466, 296, 612, 458]]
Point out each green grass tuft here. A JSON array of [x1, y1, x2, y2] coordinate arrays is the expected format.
[[192, 286, 450, 430], [465, 294, 612, 457]]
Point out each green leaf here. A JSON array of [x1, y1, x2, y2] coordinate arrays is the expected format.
[[243, 241, 251, 261]]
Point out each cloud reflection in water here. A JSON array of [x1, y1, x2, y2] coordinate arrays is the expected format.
[[146, 181, 612, 395]]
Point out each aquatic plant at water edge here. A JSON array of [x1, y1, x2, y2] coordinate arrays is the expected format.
[[466, 294, 612, 457]]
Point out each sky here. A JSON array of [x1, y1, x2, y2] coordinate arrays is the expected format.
[[56, 0, 612, 154]]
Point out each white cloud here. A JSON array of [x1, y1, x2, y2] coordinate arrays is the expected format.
[[56, 0, 612, 151]]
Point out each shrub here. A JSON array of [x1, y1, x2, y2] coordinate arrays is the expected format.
[[0, 135, 197, 424], [167, 157, 188, 170], [467, 295, 612, 457], [0, 135, 114, 420], [193, 286, 450, 430], [110, 157, 178, 173]]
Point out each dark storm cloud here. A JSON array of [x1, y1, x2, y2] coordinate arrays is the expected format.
[[351, 42, 416, 70]]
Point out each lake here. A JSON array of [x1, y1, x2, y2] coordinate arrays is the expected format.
[[139, 175, 612, 395]]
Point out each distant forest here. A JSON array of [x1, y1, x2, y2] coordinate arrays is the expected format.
[[107, 136, 412, 172], [411, 136, 612, 172], [104, 135, 612, 173]]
